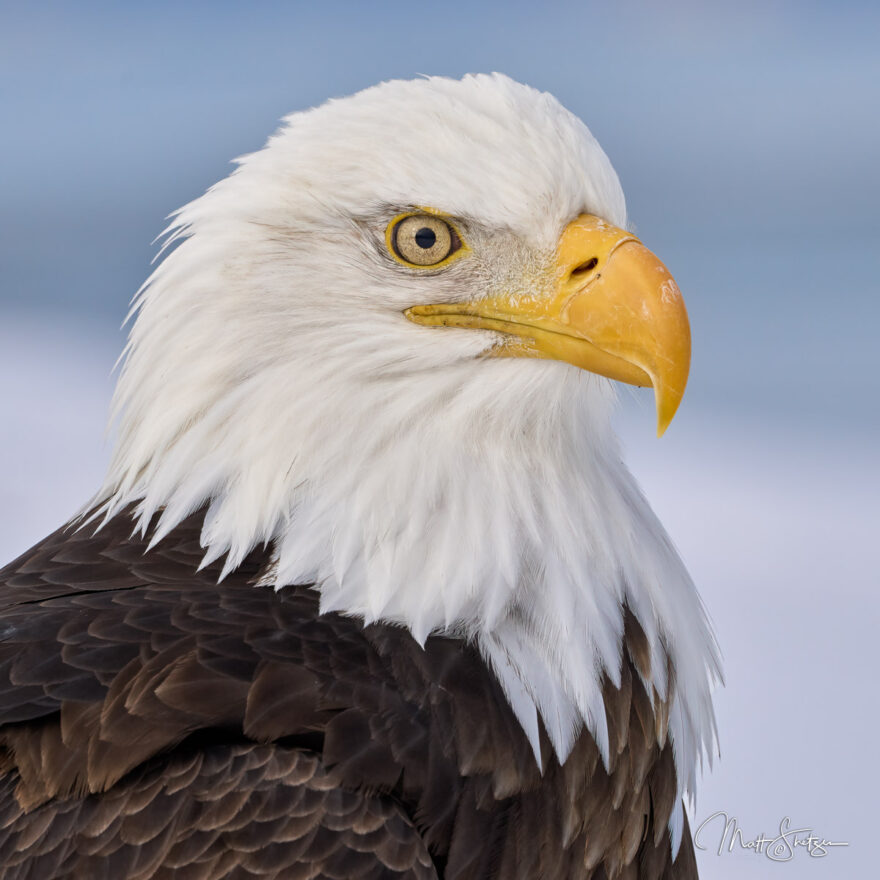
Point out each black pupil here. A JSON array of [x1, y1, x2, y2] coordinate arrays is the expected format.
[[414, 227, 436, 249]]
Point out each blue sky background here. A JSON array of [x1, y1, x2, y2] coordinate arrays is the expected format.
[[3, 0, 879, 426], [1, 2, 878, 876]]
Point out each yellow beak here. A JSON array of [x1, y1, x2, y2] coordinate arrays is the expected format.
[[404, 214, 691, 436]]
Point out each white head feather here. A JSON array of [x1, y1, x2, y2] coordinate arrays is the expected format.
[[96, 73, 719, 851]]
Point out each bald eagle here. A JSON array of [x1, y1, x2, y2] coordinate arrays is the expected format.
[[0, 74, 719, 879]]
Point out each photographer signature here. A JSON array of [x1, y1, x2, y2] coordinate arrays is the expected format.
[[694, 812, 849, 861]]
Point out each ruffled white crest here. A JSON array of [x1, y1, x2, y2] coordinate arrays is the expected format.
[[94, 74, 720, 850]]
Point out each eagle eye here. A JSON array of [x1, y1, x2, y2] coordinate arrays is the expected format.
[[387, 213, 464, 268]]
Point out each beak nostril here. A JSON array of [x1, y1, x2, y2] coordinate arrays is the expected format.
[[570, 257, 598, 277]]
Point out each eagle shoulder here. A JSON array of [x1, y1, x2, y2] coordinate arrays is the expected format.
[[0, 510, 696, 879]]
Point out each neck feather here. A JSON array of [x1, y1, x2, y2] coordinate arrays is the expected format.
[[96, 350, 719, 855]]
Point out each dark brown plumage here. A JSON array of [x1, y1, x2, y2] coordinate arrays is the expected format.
[[0, 509, 697, 878]]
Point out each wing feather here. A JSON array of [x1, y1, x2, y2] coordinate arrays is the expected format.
[[0, 509, 698, 878]]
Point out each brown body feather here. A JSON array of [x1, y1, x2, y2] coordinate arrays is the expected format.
[[0, 510, 697, 879]]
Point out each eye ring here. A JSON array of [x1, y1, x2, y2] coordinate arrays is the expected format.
[[386, 212, 466, 268]]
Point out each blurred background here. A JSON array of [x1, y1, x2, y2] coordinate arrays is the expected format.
[[1, 1, 877, 876]]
